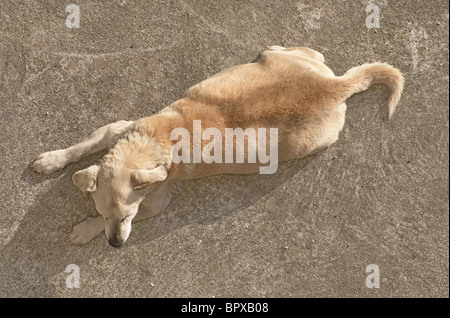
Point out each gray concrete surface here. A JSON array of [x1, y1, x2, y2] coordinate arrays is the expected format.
[[0, 0, 448, 297]]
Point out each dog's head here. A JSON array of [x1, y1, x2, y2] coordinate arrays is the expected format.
[[72, 164, 167, 247]]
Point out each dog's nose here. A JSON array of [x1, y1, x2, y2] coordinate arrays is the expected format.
[[108, 238, 124, 248]]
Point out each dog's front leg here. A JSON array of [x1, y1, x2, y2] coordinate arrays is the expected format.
[[134, 181, 178, 222], [32, 120, 133, 174], [69, 216, 105, 245]]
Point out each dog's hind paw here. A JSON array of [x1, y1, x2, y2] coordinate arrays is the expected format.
[[32, 149, 70, 174], [69, 216, 105, 245]]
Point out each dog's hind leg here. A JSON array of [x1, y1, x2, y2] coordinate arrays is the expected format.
[[32, 120, 134, 174]]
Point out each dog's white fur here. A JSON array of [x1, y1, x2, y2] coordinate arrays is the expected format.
[[32, 46, 404, 247]]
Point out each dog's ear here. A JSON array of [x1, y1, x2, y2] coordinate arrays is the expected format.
[[72, 165, 100, 198], [131, 166, 167, 190]]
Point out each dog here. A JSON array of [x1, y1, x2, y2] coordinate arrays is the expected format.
[[32, 46, 404, 247]]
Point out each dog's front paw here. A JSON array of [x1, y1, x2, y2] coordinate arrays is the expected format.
[[69, 217, 104, 245], [32, 149, 70, 174]]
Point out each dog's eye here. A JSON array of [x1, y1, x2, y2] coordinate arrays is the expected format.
[[104, 217, 109, 221]]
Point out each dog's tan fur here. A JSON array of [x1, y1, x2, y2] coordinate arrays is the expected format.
[[32, 46, 404, 247]]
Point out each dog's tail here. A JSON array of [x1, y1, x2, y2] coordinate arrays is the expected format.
[[337, 62, 404, 119]]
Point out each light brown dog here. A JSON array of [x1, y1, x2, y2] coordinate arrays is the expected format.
[[32, 46, 404, 247]]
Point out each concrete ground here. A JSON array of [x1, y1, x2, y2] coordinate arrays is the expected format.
[[0, 0, 448, 297]]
